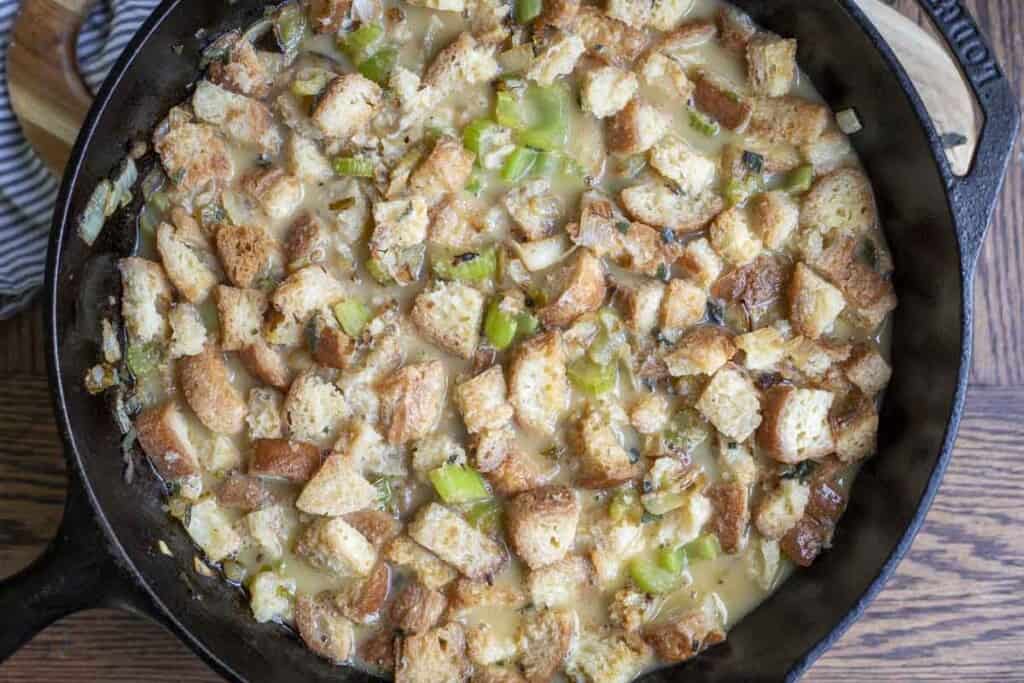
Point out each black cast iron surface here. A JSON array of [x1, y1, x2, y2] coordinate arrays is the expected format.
[[0, 0, 1015, 681]]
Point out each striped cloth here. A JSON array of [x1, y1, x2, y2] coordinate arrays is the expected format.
[[0, 0, 159, 318]]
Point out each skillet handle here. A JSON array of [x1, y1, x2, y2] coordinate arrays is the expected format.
[[0, 477, 156, 661], [914, 1, 1021, 271]]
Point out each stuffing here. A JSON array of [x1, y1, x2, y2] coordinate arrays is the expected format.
[[467, 624, 518, 667], [608, 589, 657, 633], [754, 478, 810, 540], [694, 71, 752, 132], [709, 206, 763, 266], [241, 167, 303, 221], [571, 7, 647, 68], [789, 262, 846, 339], [807, 235, 897, 330], [379, 361, 447, 445], [664, 326, 737, 377], [620, 280, 665, 337], [134, 401, 201, 480], [179, 344, 247, 434], [695, 365, 762, 442], [215, 223, 281, 290], [246, 387, 284, 440], [750, 191, 799, 250], [574, 404, 641, 489], [800, 168, 878, 236], [643, 610, 724, 663], [505, 180, 563, 241], [344, 509, 402, 548], [518, 608, 578, 682], [215, 285, 266, 351], [748, 96, 830, 146], [248, 570, 296, 623], [272, 265, 346, 326], [242, 504, 293, 560], [589, 516, 644, 586], [119, 257, 172, 344], [630, 393, 671, 435], [639, 52, 693, 100], [308, 0, 351, 33], [456, 366, 514, 434], [186, 496, 242, 562], [167, 303, 207, 359], [581, 65, 639, 119], [448, 577, 529, 613], [250, 438, 323, 482], [540, 250, 607, 327], [802, 131, 855, 175], [565, 631, 649, 683], [155, 122, 233, 193], [758, 385, 835, 463], [746, 35, 797, 97], [395, 623, 469, 683], [408, 503, 505, 579], [648, 136, 717, 197], [216, 472, 274, 511], [284, 370, 350, 444], [527, 555, 594, 608], [411, 281, 485, 359], [843, 344, 892, 396], [619, 183, 724, 234], [711, 254, 789, 311], [679, 237, 724, 289], [369, 195, 430, 283], [658, 279, 707, 342], [296, 517, 377, 576], [296, 453, 378, 516], [486, 444, 555, 496], [509, 331, 569, 435], [506, 485, 581, 569], [424, 32, 499, 93], [286, 132, 333, 183], [384, 535, 459, 589], [240, 339, 292, 388], [830, 392, 879, 462], [335, 563, 390, 624], [390, 582, 448, 634], [409, 136, 476, 201], [192, 80, 280, 153], [155, 221, 219, 303], [528, 31, 586, 86], [607, 99, 670, 156], [734, 326, 787, 371], [311, 74, 382, 140], [294, 592, 355, 664], [708, 480, 749, 553], [205, 31, 273, 97]]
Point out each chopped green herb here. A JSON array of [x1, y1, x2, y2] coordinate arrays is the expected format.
[[333, 156, 375, 177], [742, 150, 764, 173], [688, 108, 720, 137], [616, 221, 631, 234]]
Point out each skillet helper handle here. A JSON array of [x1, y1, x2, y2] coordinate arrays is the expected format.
[[0, 480, 145, 661], [915, 0, 1021, 271], [6, 0, 94, 175]]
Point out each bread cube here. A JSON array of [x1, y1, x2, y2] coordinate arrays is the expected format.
[[695, 366, 762, 441], [297, 517, 377, 576], [749, 95, 829, 146], [664, 326, 737, 377], [456, 366, 514, 434], [789, 262, 846, 339], [751, 191, 799, 250], [758, 385, 835, 463], [746, 35, 797, 96], [215, 223, 281, 289], [296, 453, 378, 516], [527, 31, 585, 86], [608, 99, 670, 156], [134, 401, 201, 480], [179, 344, 247, 434], [119, 257, 172, 344], [311, 74, 382, 140], [379, 361, 447, 445], [168, 303, 208, 359], [659, 278, 707, 342], [384, 535, 459, 589], [648, 135, 717, 197], [540, 250, 607, 327], [395, 623, 469, 683], [620, 183, 724, 234], [509, 331, 569, 435], [295, 592, 355, 663], [408, 503, 505, 579], [186, 497, 242, 562], [411, 281, 485, 359], [507, 486, 580, 569], [581, 65, 638, 119]]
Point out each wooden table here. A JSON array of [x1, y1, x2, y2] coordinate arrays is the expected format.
[[1, 1, 1022, 680]]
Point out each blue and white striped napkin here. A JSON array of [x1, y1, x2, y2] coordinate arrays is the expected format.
[[0, 0, 159, 318]]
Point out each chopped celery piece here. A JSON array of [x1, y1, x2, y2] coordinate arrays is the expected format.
[[683, 534, 720, 562], [688, 108, 720, 137], [501, 146, 538, 182], [462, 118, 502, 156], [568, 357, 617, 396], [429, 464, 491, 503], [641, 491, 687, 515], [358, 47, 398, 85], [663, 408, 709, 455], [515, 0, 543, 24], [432, 246, 498, 282], [366, 257, 395, 285], [629, 557, 681, 594], [533, 151, 561, 177], [656, 546, 686, 573], [516, 312, 540, 338], [724, 174, 763, 207], [496, 90, 528, 130], [466, 499, 502, 535], [274, 2, 307, 58], [291, 68, 332, 96], [783, 164, 814, 194], [341, 23, 383, 63], [517, 85, 570, 151], [609, 489, 641, 523], [126, 342, 162, 377], [333, 156, 375, 177], [333, 300, 372, 337], [484, 300, 519, 350]]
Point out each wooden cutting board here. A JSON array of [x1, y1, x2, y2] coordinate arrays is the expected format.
[[6, 0, 977, 176]]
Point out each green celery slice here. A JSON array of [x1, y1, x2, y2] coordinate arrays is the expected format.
[[358, 47, 398, 85], [484, 300, 519, 350], [332, 300, 372, 337], [683, 534, 720, 562], [501, 146, 538, 182], [656, 546, 686, 573], [783, 164, 815, 194], [567, 357, 617, 396], [515, 0, 543, 23], [429, 464, 491, 503], [629, 557, 681, 594], [466, 499, 502, 535], [432, 246, 498, 282], [340, 23, 383, 63], [688, 108, 720, 137]]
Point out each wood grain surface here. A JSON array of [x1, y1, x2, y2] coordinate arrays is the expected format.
[[1, 1, 1023, 681]]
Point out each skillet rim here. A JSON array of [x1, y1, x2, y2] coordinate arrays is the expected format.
[[43, 1, 973, 680]]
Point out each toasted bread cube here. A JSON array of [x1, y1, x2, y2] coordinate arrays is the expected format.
[[344, 509, 401, 549], [809, 235, 897, 330], [518, 608, 577, 682], [509, 331, 569, 435], [750, 191, 799, 250], [379, 361, 447, 445], [574, 405, 641, 489], [749, 96, 830, 146], [186, 497, 242, 562], [242, 503, 293, 560], [630, 393, 671, 435], [409, 136, 476, 202], [371, 195, 430, 252], [155, 122, 233, 193], [709, 206, 762, 266], [654, 18, 718, 52], [411, 434, 467, 478], [843, 345, 892, 396], [505, 179, 563, 241], [540, 250, 607, 327], [119, 257, 172, 344], [472, 665, 527, 683], [708, 481, 749, 553], [134, 401, 201, 480], [156, 222, 219, 304], [506, 486, 580, 569], [571, 7, 646, 68], [216, 471, 273, 511], [608, 99, 669, 156], [448, 577, 529, 614], [801, 168, 878, 236], [206, 31, 273, 97], [644, 609, 723, 664], [678, 237, 724, 289], [384, 535, 459, 589], [621, 280, 665, 337], [408, 0, 464, 10], [272, 265, 346, 325], [411, 281, 485, 360], [696, 366, 762, 441], [192, 80, 280, 153], [746, 35, 797, 97], [789, 263, 846, 339], [486, 444, 554, 496], [615, 221, 665, 276], [659, 279, 707, 342], [527, 31, 586, 86], [424, 32, 499, 93], [608, 589, 657, 633], [340, 419, 406, 478], [527, 555, 593, 609], [664, 326, 737, 377], [606, 0, 650, 28], [408, 503, 505, 579], [472, 425, 513, 473], [286, 132, 333, 183], [717, 5, 756, 49], [168, 303, 208, 359], [295, 592, 355, 663], [296, 453, 378, 516], [581, 65, 638, 119], [297, 517, 377, 577], [639, 52, 694, 100], [308, 0, 351, 32], [390, 582, 448, 635], [249, 569, 296, 623], [242, 167, 303, 221], [215, 286, 266, 351], [536, 0, 579, 28], [758, 386, 835, 463], [831, 393, 879, 462], [466, 624, 518, 667], [283, 371, 349, 444], [649, 136, 717, 197], [312, 74, 382, 140], [215, 223, 281, 289], [250, 438, 322, 482], [802, 131, 855, 175], [334, 562, 390, 624], [566, 631, 649, 683], [735, 326, 787, 370], [396, 623, 468, 683], [246, 387, 284, 440], [456, 366, 514, 434], [694, 72, 752, 131], [240, 339, 292, 388], [754, 478, 810, 540], [179, 344, 247, 434], [620, 183, 724, 234], [284, 211, 331, 271], [589, 516, 644, 587]]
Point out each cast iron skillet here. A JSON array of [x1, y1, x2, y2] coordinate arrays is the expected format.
[[0, 0, 1018, 680]]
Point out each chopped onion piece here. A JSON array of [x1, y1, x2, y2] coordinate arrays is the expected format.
[[836, 108, 863, 135], [513, 234, 571, 272]]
